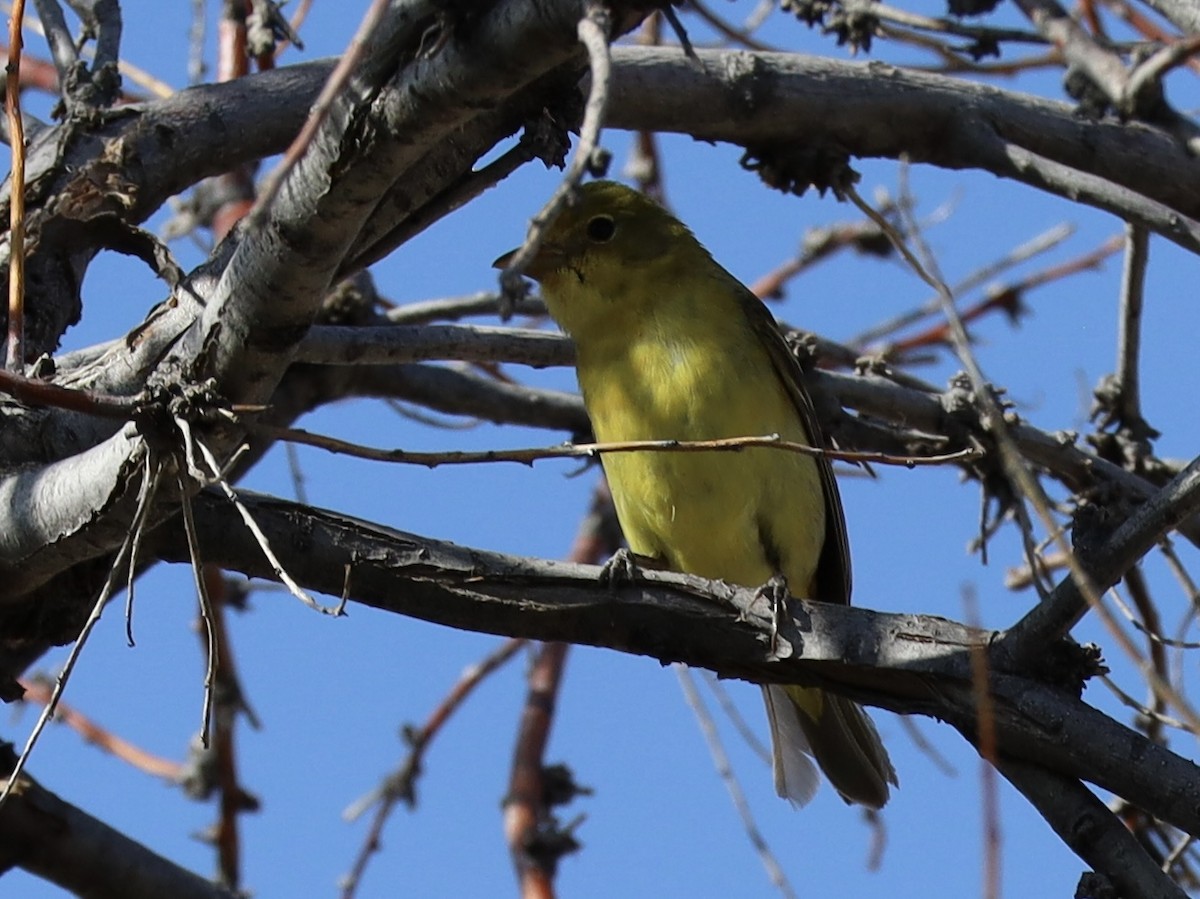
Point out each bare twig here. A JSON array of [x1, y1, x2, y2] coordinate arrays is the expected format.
[[1002, 452, 1200, 724], [201, 567, 261, 891], [1100, 675, 1191, 733], [184, 423, 345, 617], [0, 368, 143, 415], [125, 452, 163, 646], [1126, 34, 1200, 110], [875, 233, 1122, 358], [506, 645, 571, 899], [898, 717, 957, 776], [4, 1, 172, 97], [18, 674, 182, 780], [176, 470, 218, 748], [256, 422, 980, 470], [700, 671, 772, 765], [687, 0, 779, 52], [29, 0, 72, 80], [850, 223, 1076, 347], [1113, 223, 1150, 429], [0, 443, 158, 808], [385, 292, 545, 325], [844, 180, 1200, 733], [249, 0, 389, 224], [339, 638, 526, 898], [677, 666, 797, 899], [867, 0, 1046, 47], [497, 2, 612, 314]]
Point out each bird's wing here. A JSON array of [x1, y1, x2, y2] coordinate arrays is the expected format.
[[741, 285, 852, 606]]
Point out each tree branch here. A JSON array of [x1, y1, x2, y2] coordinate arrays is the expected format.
[[998, 759, 1188, 899], [0, 751, 237, 899], [603, 47, 1200, 249], [149, 489, 1200, 844]]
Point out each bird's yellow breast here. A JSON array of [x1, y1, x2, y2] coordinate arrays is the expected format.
[[575, 307, 826, 594]]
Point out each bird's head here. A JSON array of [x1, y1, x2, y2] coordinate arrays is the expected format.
[[493, 181, 703, 338]]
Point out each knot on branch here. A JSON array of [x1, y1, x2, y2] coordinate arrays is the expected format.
[[1065, 58, 1171, 126], [510, 763, 591, 877], [245, 0, 305, 57], [1031, 640, 1107, 696], [822, 2, 880, 53], [782, 329, 821, 370], [510, 70, 584, 173], [943, 372, 1017, 435], [541, 762, 594, 807], [740, 143, 860, 200], [133, 379, 234, 455], [1064, 66, 1117, 121], [1069, 500, 1125, 572], [1089, 374, 1161, 474], [946, 0, 1003, 16], [1075, 870, 1120, 899], [55, 61, 122, 122], [943, 373, 1027, 551], [319, 272, 380, 326], [780, 0, 836, 30], [520, 104, 576, 170]]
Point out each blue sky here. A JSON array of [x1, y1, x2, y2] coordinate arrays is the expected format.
[[10, 2, 1200, 897]]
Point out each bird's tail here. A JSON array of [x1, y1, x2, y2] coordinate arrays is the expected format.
[[761, 684, 897, 809]]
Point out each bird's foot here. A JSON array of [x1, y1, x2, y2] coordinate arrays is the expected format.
[[598, 548, 662, 590], [755, 573, 791, 661]]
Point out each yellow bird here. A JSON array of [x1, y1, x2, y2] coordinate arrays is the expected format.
[[497, 181, 896, 808]]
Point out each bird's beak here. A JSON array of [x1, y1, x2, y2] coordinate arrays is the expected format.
[[491, 248, 518, 269], [492, 243, 567, 283]]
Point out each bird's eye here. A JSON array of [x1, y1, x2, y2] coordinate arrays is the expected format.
[[586, 215, 616, 243]]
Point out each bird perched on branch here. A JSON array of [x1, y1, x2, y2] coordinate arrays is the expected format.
[[496, 180, 896, 809]]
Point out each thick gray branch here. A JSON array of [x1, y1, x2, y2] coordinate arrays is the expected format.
[[296, 323, 569, 368], [150, 489, 1200, 843], [0, 759, 236, 899], [999, 452, 1200, 661], [998, 759, 1188, 899], [604, 47, 1200, 249], [0, 0, 614, 605], [296, 322, 1200, 550]]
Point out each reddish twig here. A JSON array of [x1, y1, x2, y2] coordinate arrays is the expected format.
[[749, 218, 895, 300], [200, 566, 260, 892], [5, 0, 26, 372], [0, 40, 54, 92], [504, 484, 620, 897], [505, 640, 571, 899], [884, 233, 1122, 357], [210, 2, 258, 240], [1077, 0, 1107, 40], [1100, 0, 1200, 75], [627, 13, 665, 203], [17, 676, 183, 780], [217, 1, 250, 83], [250, 0, 391, 227], [0, 367, 141, 415], [688, 0, 780, 51], [964, 588, 1002, 899], [340, 637, 527, 899]]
